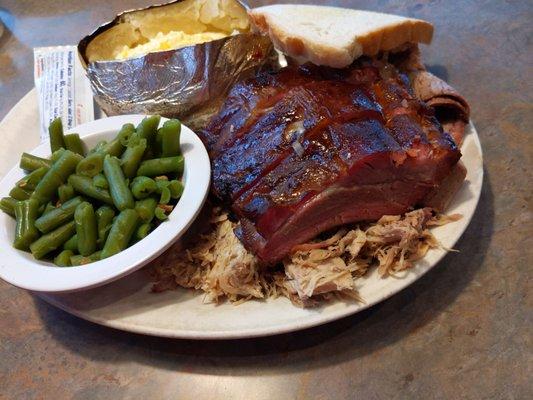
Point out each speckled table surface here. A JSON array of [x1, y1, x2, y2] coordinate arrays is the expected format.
[[0, 1, 531, 399]]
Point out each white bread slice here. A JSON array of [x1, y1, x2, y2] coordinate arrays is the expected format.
[[249, 5, 433, 68]]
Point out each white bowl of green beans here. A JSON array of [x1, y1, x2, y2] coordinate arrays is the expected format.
[[0, 115, 210, 292]]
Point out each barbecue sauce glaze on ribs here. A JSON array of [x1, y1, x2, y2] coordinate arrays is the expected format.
[[200, 59, 462, 263]]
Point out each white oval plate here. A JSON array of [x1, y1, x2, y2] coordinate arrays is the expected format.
[[0, 90, 483, 339], [0, 111, 210, 292]]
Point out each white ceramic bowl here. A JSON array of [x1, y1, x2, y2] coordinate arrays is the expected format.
[[0, 115, 210, 292]]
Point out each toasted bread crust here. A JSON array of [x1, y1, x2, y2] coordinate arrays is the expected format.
[[358, 19, 433, 56]]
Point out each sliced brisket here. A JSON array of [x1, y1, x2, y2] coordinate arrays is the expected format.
[[390, 44, 470, 146], [410, 70, 470, 146]]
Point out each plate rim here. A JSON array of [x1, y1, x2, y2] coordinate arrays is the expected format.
[[4, 89, 483, 339]]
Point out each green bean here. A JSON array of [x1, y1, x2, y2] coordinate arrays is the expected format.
[[35, 196, 83, 233], [63, 234, 78, 251], [135, 223, 152, 242], [48, 117, 65, 153], [91, 251, 102, 261], [135, 197, 157, 223], [98, 123, 134, 157], [101, 209, 139, 259], [9, 117, 183, 263], [19, 153, 52, 172], [70, 251, 102, 266], [118, 123, 136, 146], [31, 150, 83, 205], [135, 115, 160, 145], [76, 152, 104, 177], [158, 119, 181, 157], [136, 156, 184, 177], [68, 174, 113, 205], [43, 202, 56, 215], [69, 255, 86, 266], [103, 155, 134, 211], [58, 184, 75, 203], [41, 201, 57, 216], [130, 176, 157, 199], [54, 250, 74, 267], [159, 186, 171, 204], [13, 199, 40, 250], [9, 186, 33, 201], [92, 173, 109, 189], [96, 206, 115, 247], [154, 206, 168, 221], [89, 140, 107, 154], [30, 221, 76, 259], [63, 133, 85, 156], [0, 197, 17, 217], [15, 166, 49, 190], [120, 138, 147, 178], [155, 179, 169, 192], [11, 167, 50, 200], [74, 202, 97, 256], [168, 180, 184, 199], [50, 148, 66, 163], [98, 138, 122, 158]]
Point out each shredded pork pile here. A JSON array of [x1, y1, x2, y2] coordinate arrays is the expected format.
[[150, 207, 460, 307]]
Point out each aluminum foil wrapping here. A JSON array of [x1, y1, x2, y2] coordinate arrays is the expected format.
[[83, 34, 278, 131]]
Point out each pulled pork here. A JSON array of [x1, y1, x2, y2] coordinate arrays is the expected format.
[[150, 207, 460, 307]]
